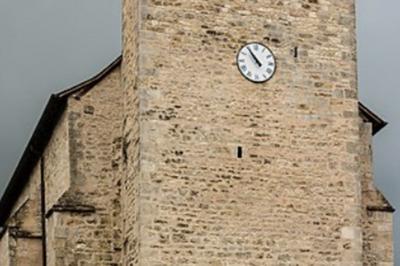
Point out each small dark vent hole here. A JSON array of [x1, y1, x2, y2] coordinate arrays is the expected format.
[[237, 146, 243, 158], [293, 47, 298, 58]]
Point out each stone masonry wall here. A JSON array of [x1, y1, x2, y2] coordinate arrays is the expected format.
[[0, 0, 394, 264], [42, 103, 71, 266], [8, 163, 42, 235], [0, 230, 11, 265], [0, 64, 124, 266], [10, 237, 43, 266], [2, 161, 43, 265], [122, 0, 364, 265], [45, 66, 124, 266], [44, 110, 70, 213], [362, 211, 393, 266], [122, 0, 141, 264], [360, 122, 394, 265], [0, 65, 124, 266]]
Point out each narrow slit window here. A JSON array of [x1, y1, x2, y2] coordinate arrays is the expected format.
[[294, 47, 298, 58], [237, 146, 243, 158]]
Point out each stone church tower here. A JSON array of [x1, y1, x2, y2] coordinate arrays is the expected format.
[[120, 0, 393, 265], [0, 0, 395, 265]]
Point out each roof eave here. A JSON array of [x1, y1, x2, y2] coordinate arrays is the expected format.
[[358, 102, 388, 135]]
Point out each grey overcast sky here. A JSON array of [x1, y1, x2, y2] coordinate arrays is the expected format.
[[357, 1, 400, 263], [0, 0, 399, 263]]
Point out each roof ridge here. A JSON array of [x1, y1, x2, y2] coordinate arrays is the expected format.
[[56, 55, 122, 99]]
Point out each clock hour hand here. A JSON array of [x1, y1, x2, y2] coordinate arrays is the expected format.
[[247, 47, 262, 67]]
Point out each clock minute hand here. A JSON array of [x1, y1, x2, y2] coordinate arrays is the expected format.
[[247, 47, 262, 67]]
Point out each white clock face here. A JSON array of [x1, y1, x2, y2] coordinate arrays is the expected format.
[[237, 43, 276, 83]]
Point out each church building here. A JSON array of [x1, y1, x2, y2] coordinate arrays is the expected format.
[[0, 0, 395, 265]]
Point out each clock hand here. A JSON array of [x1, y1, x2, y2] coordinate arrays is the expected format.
[[247, 47, 262, 67]]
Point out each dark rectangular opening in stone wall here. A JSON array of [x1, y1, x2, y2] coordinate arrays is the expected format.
[[237, 146, 243, 158]]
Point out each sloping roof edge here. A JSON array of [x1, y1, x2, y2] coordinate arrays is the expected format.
[[359, 102, 388, 135], [367, 192, 396, 213], [0, 56, 121, 227]]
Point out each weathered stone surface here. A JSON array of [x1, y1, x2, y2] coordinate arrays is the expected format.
[[0, 230, 11, 266], [360, 122, 394, 265], [0, 0, 394, 265], [44, 111, 70, 213], [121, 0, 371, 265], [121, 0, 141, 264], [45, 66, 124, 266], [0, 162, 43, 265], [0, 66, 124, 266]]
